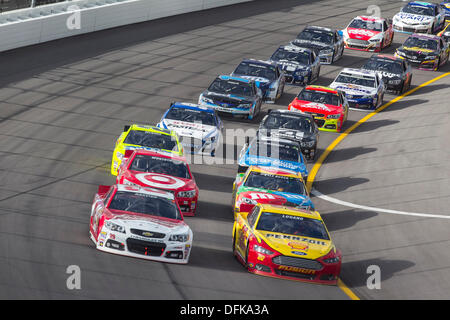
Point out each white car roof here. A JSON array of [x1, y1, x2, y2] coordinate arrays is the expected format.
[[116, 184, 175, 200], [338, 68, 377, 78]]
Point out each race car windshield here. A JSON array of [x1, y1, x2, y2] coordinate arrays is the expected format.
[[403, 37, 438, 50], [297, 89, 340, 105], [256, 212, 329, 240], [234, 62, 277, 81], [130, 154, 190, 179], [124, 130, 179, 152], [244, 172, 305, 195], [109, 191, 181, 220], [348, 19, 382, 31], [261, 114, 314, 133], [364, 59, 403, 74], [402, 5, 434, 16], [165, 107, 216, 126], [271, 49, 310, 65], [335, 74, 376, 88], [297, 29, 333, 44], [248, 142, 300, 162], [208, 78, 254, 97]]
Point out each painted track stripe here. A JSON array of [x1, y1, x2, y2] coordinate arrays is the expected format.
[[305, 72, 450, 300], [311, 188, 450, 219]]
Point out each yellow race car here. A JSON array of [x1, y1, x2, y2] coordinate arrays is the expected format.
[[232, 203, 342, 284], [111, 124, 183, 175]]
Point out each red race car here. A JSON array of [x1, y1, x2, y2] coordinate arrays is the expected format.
[[342, 16, 394, 52], [116, 149, 199, 216], [288, 85, 348, 133], [89, 184, 193, 264]]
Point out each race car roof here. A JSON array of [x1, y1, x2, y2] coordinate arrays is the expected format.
[[130, 124, 173, 135], [240, 59, 278, 68], [249, 165, 300, 178], [370, 53, 402, 61], [339, 68, 377, 78], [303, 25, 335, 33], [218, 75, 252, 83], [305, 85, 339, 95], [128, 149, 187, 163], [267, 109, 313, 119], [409, 33, 441, 40], [407, 1, 436, 8], [170, 102, 216, 114], [355, 15, 386, 22], [115, 184, 175, 200], [257, 203, 322, 220]]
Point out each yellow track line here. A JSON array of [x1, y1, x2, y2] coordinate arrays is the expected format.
[[306, 72, 450, 300]]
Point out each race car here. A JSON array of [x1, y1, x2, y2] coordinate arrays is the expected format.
[[198, 75, 263, 120], [157, 102, 223, 156], [393, 1, 446, 34], [288, 85, 348, 133], [236, 136, 308, 182], [438, 21, 450, 42], [232, 166, 314, 219], [395, 33, 449, 70], [290, 26, 344, 64], [342, 16, 394, 52], [257, 109, 319, 160], [232, 203, 341, 284], [116, 150, 199, 216], [111, 124, 183, 176], [441, 1, 450, 24], [269, 45, 321, 86], [89, 184, 193, 264], [329, 68, 385, 111], [362, 54, 413, 94], [231, 59, 285, 103]]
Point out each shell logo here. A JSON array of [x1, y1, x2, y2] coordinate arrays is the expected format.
[[288, 241, 309, 251]]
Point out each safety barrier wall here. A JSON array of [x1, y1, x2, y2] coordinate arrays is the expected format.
[[0, 0, 252, 52]]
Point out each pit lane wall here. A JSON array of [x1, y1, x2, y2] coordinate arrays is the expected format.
[[0, 0, 252, 53]]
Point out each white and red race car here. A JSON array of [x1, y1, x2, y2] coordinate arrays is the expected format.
[[116, 149, 199, 216], [342, 16, 394, 52], [89, 184, 193, 264]]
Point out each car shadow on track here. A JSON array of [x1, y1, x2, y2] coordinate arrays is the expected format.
[[321, 146, 377, 163], [410, 83, 450, 96], [187, 245, 243, 273], [321, 209, 377, 232], [346, 119, 400, 133], [379, 98, 429, 112], [340, 258, 415, 288], [312, 176, 370, 194], [194, 172, 236, 193]]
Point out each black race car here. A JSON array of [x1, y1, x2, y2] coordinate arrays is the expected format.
[[257, 109, 319, 161], [290, 26, 345, 65], [362, 54, 413, 95]]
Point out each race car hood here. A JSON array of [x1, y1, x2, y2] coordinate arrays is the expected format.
[[106, 211, 188, 234], [394, 12, 434, 25], [121, 171, 196, 193], [161, 119, 216, 140], [239, 154, 307, 174], [330, 82, 377, 96], [275, 60, 308, 73], [291, 39, 332, 51], [291, 100, 341, 114], [232, 75, 272, 90], [257, 231, 332, 260], [399, 46, 435, 55], [346, 28, 381, 41], [237, 186, 312, 208], [367, 70, 402, 80]]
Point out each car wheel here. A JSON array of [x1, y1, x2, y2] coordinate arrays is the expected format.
[[245, 243, 250, 268]]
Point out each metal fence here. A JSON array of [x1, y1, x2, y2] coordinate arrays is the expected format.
[[0, 0, 67, 13]]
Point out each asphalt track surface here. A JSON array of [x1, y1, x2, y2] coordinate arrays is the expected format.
[[0, 0, 449, 299]]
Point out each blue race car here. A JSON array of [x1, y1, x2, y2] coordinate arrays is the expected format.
[[237, 135, 308, 182], [393, 1, 446, 34], [231, 59, 285, 103], [269, 45, 321, 86], [441, 1, 450, 24], [198, 75, 263, 120], [157, 102, 223, 156]]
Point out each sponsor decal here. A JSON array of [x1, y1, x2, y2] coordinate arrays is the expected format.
[[266, 233, 327, 245], [303, 102, 331, 112], [348, 28, 376, 37], [291, 251, 308, 256], [278, 265, 316, 274], [288, 241, 309, 251], [134, 173, 186, 189]]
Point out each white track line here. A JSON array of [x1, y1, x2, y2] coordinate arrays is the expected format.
[[311, 188, 450, 220]]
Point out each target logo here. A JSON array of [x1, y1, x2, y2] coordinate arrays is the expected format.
[[134, 173, 186, 189]]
